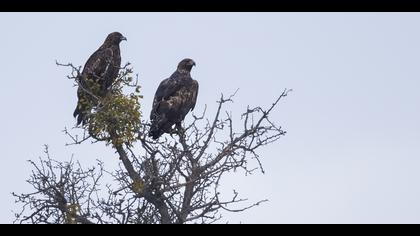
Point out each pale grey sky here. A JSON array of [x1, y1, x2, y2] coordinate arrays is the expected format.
[[1, 12, 420, 223]]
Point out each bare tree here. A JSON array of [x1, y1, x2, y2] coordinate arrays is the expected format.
[[13, 62, 291, 224]]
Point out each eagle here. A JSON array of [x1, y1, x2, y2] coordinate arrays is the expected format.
[[73, 32, 127, 125], [149, 58, 199, 140]]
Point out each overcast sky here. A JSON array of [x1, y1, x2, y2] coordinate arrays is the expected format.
[[1, 12, 420, 224]]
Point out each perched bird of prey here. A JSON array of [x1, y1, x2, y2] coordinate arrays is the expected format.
[[149, 58, 199, 140], [73, 32, 127, 125]]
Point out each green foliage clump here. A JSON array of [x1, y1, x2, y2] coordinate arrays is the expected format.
[[89, 93, 141, 147], [83, 69, 143, 147], [65, 203, 81, 224], [132, 179, 145, 194]]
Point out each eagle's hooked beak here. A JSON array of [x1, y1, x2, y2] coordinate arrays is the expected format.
[[121, 36, 127, 41], [191, 61, 196, 67]]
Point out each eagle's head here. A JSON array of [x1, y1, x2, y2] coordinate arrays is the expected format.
[[177, 58, 196, 73], [104, 32, 127, 45]]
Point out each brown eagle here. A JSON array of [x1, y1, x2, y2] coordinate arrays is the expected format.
[[73, 32, 127, 125], [149, 58, 199, 139]]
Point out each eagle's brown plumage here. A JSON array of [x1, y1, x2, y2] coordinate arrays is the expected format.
[[73, 32, 127, 125], [149, 58, 199, 139]]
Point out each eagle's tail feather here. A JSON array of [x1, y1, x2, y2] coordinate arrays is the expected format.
[[73, 102, 88, 126], [149, 125, 163, 140], [149, 116, 171, 140]]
